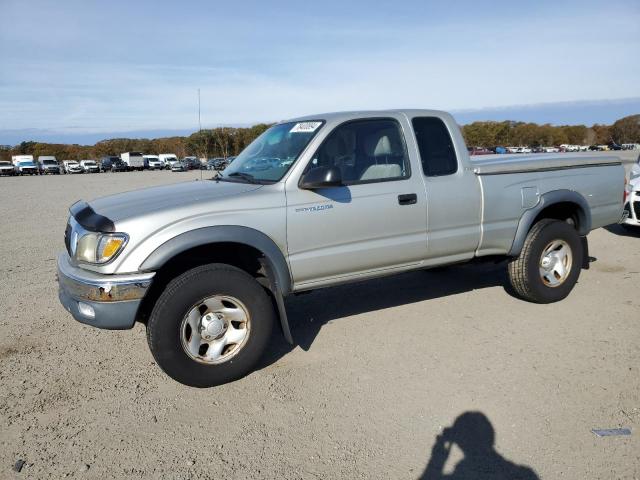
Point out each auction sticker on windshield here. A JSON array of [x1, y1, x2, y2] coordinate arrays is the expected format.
[[290, 121, 322, 133]]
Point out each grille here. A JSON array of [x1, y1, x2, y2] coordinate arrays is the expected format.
[[634, 202, 640, 220], [64, 222, 72, 255]]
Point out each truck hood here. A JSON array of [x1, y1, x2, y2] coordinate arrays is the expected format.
[[87, 180, 262, 224]]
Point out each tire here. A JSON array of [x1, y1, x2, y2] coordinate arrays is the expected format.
[[146, 263, 275, 387], [508, 219, 583, 303]]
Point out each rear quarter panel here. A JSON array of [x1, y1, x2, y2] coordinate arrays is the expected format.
[[477, 164, 624, 255]]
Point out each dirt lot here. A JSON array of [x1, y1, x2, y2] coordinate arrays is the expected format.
[[0, 158, 639, 479]]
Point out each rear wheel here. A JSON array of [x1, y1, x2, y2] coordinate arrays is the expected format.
[[508, 219, 583, 303], [146, 263, 275, 387]]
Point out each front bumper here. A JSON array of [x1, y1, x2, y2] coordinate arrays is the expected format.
[[56, 253, 154, 329]]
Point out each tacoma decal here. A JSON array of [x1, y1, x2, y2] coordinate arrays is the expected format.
[[295, 204, 334, 213]]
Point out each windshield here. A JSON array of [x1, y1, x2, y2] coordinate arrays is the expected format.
[[221, 120, 323, 182], [84, 161, 96, 165], [43, 160, 56, 165], [19, 161, 35, 166]]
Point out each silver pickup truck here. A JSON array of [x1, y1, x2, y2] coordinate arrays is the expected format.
[[57, 110, 625, 387]]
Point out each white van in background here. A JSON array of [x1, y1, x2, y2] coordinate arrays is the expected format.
[[143, 155, 163, 170], [158, 153, 178, 169], [121, 152, 144, 171]]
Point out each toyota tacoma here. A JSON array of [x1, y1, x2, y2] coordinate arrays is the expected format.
[[57, 110, 625, 387]]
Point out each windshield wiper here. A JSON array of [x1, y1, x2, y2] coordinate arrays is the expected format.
[[226, 172, 259, 184]]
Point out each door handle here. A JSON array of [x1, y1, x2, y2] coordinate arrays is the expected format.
[[398, 193, 417, 205]]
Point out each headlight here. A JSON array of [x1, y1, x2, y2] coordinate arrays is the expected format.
[[75, 232, 128, 264]]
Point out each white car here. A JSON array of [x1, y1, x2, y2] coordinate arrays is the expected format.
[[80, 160, 100, 173], [159, 153, 178, 169], [622, 158, 640, 230], [143, 155, 163, 170], [63, 160, 83, 174], [0, 160, 16, 176]]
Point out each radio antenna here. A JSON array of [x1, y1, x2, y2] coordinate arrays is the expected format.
[[198, 88, 202, 132], [198, 88, 203, 181]]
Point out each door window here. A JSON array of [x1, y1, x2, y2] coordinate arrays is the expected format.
[[412, 117, 458, 176], [306, 118, 410, 184]]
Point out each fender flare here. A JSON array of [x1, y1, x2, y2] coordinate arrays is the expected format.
[[140, 226, 294, 344], [508, 189, 591, 257]]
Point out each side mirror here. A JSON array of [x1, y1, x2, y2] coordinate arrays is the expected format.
[[300, 166, 342, 189]]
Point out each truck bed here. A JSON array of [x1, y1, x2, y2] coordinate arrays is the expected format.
[[470, 154, 621, 175]]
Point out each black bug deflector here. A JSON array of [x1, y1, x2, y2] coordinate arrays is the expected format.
[[69, 200, 116, 232]]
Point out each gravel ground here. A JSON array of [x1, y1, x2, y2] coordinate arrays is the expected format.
[[0, 158, 639, 479]]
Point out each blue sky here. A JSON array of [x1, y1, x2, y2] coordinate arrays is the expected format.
[[0, 0, 639, 144]]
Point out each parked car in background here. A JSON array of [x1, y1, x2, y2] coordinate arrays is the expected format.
[[100, 156, 122, 172], [63, 160, 83, 174], [544, 147, 560, 153], [468, 147, 493, 156], [0, 160, 16, 176], [560, 144, 579, 152], [80, 159, 100, 173], [14, 160, 39, 175], [492, 146, 507, 154], [182, 157, 202, 170], [622, 158, 640, 230], [38, 156, 62, 174], [121, 152, 144, 171], [608, 142, 622, 151], [11, 155, 35, 165], [171, 160, 187, 172], [206, 157, 227, 170], [159, 154, 178, 169], [12, 154, 38, 174], [143, 155, 163, 170]]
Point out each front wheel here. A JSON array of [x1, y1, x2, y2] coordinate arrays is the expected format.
[[508, 219, 583, 303], [146, 263, 275, 387]]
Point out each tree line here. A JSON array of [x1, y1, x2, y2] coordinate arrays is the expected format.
[[461, 114, 640, 148], [0, 124, 271, 162], [1, 115, 638, 162]]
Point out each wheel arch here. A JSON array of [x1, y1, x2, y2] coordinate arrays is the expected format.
[[509, 189, 591, 257], [138, 226, 294, 344]]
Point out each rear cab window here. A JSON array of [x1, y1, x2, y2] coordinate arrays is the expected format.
[[412, 117, 458, 176]]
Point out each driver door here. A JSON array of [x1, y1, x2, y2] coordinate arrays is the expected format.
[[285, 116, 427, 288]]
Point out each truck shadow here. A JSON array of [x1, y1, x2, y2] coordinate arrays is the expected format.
[[418, 411, 539, 480], [604, 224, 640, 238], [259, 261, 509, 368]]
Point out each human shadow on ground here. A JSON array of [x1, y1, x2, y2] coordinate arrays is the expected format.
[[258, 260, 509, 369], [419, 412, 539, 480]]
